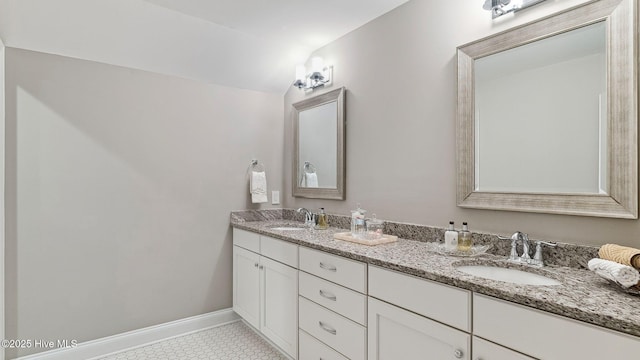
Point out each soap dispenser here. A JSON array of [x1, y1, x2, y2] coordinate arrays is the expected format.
[[316, 208, 329, 230], [457, 222, 473, 252], [444, 221, 458, 251]]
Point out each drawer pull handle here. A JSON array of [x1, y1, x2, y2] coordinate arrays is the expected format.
[[454, 349, 464, 359], [318, 321, 337, 335], [319, 262, 337, 272], [319, 290, 337, 301]]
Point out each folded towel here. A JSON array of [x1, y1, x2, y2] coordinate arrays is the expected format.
[[250, 171, 267, 203], [305, 172, 318, 188], [598, 244, 640, 269], [588, 258, 640, 288]]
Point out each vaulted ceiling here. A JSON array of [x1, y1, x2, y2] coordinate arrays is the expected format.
[[0, 0, 409, 93]]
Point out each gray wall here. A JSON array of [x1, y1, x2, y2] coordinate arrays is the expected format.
[[283, 0, 640, 247], [5, 48, 283, 358]]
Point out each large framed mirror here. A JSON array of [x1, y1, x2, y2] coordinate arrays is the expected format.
[[457, 0, 637, 218], [292, 87, 346, 200]]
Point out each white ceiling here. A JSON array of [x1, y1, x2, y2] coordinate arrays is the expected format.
[[0, 0, 409, 93]]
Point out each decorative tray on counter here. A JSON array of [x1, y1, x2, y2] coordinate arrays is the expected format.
[[333, 232, 398, 246], [429, 243, 493, 257]]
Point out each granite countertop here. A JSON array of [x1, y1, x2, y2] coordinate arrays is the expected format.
[[231, 218, 640, 338]]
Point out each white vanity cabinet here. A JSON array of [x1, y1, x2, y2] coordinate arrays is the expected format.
[[232, 228, 298, 359], [473, 294, 640, 359], [298, 247, 368, 360], [367, 266, 471, 360], [233, 226, 640, 360]]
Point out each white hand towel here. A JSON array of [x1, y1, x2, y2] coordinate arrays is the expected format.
[[250, 171, 268, 203], [588, 258, 640, 288], [305, 172, 318, 188]]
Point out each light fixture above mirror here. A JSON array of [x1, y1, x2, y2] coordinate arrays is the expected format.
[[483, 0, 546, 18], [293, 57, 333, 91]]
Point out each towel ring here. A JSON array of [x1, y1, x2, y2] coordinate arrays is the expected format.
[[247, 159, 266, 178]]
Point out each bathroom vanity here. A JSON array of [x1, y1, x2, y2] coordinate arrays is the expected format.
[[230, 211, 640, 360]]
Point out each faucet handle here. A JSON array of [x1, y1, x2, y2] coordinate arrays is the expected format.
[[532, 241, 557, 267], [498, 231, 525, 241], [537, 241, 557, 247]]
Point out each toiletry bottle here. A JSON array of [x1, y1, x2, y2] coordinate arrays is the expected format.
[[351, 203, 366, 238], [444, 221, 458, 251], [316, 208, 329, 230], [457, 222, 473, 252]]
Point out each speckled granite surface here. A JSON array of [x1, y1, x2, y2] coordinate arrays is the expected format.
[[231, 209, 599, 268], [230, 210, 640, 338]]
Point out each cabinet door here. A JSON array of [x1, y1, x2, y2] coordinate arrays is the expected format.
[[368, 297, 470, 360], [472, 337, 534, 360], [232, 246, 260, 329], [261, 256, 298, 358]]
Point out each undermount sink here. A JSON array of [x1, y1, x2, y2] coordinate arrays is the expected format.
[[456, 264, 562, 286], [268, 225, 307, 231]]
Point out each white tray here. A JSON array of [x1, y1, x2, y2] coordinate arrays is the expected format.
[[333, 232, 398, 246]]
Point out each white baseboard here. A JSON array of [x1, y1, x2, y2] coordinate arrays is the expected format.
[[14, 309, 240, 360]]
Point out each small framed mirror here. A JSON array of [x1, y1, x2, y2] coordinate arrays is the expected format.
[[292, 87, 346, 200], [456, 0, 637, 218]]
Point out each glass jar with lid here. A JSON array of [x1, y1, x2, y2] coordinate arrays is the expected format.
[[364, 214, 384, 240]]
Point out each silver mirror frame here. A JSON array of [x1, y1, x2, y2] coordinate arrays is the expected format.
[[292, 87, 346, 200], [456, 0, 638, 218]]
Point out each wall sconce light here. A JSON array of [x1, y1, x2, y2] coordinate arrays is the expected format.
[[483, 0, 546, 19], [293, 57, 333, 91]]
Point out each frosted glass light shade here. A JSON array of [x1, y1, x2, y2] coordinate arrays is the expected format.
[[295, 65, 306, 81], [311, 57, 324, 73]]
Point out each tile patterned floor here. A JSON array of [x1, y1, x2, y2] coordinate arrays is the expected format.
[[96, 321, 288, 360]]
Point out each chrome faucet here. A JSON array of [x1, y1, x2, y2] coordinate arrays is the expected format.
[[296, 208, 316, 227], [498, 231, 556, 267], [520, 233, 531, 261], [498, 231, 526, 262]]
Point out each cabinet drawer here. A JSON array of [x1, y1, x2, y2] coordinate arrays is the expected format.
[[368, 265, 471, 332], [299, 330, 348, 360], [299, 271, 367, 325], [299, 297, 366, 360], [260, 235, 298, 268], [299, 247, 367, 293], [233, 228, 260, 253], [474, 294, 640, 359], [472, 336, 534, 360]]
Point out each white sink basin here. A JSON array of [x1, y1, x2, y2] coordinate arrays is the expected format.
[[268, 226, 307, 231], [456, 265, 561, 286]]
